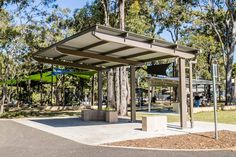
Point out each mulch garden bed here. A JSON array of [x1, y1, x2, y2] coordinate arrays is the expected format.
[[107, 130, 236, 150]]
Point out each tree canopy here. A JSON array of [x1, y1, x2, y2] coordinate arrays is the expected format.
[[0, 0, 235, 108]]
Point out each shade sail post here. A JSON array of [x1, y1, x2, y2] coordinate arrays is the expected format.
[[98, 69, 103, 110], [51, 64, 53, 105], [91, 75, 95, 106], [130, 65, 136, 122], [179, 58, 187, 129], [148, 81, 151, 112], [40, 64, 43, 106]]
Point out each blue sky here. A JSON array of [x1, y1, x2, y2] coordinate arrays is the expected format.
[[57, 0, 173, 41], [57, 0, 93, 10]]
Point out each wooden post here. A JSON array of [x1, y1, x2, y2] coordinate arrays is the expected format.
[[130, 65, 136, 122], [179, 58, 187, 129], [98, 69, 103, 110], [189, 62, 194, 128]]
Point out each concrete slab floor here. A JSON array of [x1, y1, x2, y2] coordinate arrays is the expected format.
[[12, 117, 236, 146]]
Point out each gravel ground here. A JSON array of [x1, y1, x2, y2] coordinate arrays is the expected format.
[[0, 120, 235, 157]]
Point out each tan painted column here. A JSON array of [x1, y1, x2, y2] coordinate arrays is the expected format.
[[98, 70, 103, 110], [179, 58, 187, 129], [189, 63, 194, 128], [130, 65, 136, 122]]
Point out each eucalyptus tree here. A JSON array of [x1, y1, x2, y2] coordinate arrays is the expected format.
[[0, 0, 72, 111], [125, 0, 153, 35], [194, 0, 236, 105], [118, 0, 127, 116], [153, 0, 196, 43], [188, 35, 221, 80], [0, 8, 17, 113], [72, 0, 104, 31], [100, 0, 116, 109]]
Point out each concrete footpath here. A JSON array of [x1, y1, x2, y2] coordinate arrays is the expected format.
[[12, 117, 236, 145], [0, 120, 235, 157]]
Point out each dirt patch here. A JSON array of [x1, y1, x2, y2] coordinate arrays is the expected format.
[[107, 130, 236, 150]]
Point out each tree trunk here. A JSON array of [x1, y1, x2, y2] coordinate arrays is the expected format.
[[225, 44, 235, 105], [126, 72, 130, 106], [101, 0, 109, 26], [107, 69, 115, 108], [0, 62, 7, 114], [115, 68, 120, 113], [118, 0, 128, 116], [120, 66, 127, 116], [225, 17, 236, 105], [101, 0, 115, 109], [0, 63, 4, 114], [119, 0, 125, 30], [0, 64, 9, 114], [0, 85, 6, 114]]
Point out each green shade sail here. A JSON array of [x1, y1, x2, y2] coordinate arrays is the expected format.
[[0, 70, 96, 86]]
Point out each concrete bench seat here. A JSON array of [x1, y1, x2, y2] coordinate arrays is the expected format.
[[81, 109, 118, 123], [142, 116, 167, 132], [163, 106, 173, 111], [172, 103, 180, 113]]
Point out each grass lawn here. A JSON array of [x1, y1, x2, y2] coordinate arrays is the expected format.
[[136, 110, 236, 125], [0, 109, 81, 119], [194, 110, 236, 125], [1, 107, 235, 125]]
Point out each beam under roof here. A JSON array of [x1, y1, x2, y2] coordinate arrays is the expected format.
[[92, 50, 164, 66], [139, 55, 173, 63], [102, 46, 134, 55], [73, 58, 90, 63], [106, 55, 174, 69], [56, 47, 141, 65], [33, 57, 101, 71], [77, 40, 108, 51], [53, 54, 67, 60], [93, 31, 196, 59], [79, 46, 134, 63]]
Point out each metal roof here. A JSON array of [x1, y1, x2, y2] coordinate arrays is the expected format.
[[33, 25, 198, 71], [146, 76, 218, 87]]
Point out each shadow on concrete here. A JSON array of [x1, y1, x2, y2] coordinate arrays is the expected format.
[[167, 124, 182, 129], [31, 117, 140, 128], [31, 117, 182, 131]]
